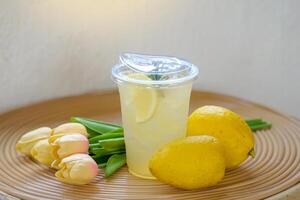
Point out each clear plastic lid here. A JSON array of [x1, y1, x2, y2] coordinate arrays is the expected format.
[[111, 53, 199, 86]]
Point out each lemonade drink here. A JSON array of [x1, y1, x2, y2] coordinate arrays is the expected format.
[[112, 53, 198, 179]]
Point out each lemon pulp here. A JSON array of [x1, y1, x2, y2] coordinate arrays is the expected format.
[[127, 73, 158, 123]]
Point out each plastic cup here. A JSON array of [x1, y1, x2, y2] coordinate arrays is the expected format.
[[112, 53, 199, 179]]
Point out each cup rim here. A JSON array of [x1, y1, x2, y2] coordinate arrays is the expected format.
[[111, 63, 199, 86]]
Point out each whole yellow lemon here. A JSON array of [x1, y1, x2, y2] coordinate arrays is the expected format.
[[187, 105, 255, 169], [149, 135, 225, 190]]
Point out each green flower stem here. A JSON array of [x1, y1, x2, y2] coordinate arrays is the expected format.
[[245, 118, 263, 125], [92, 149, 126, 158], [89, 132, 124, 144], [245, 119, 272, 132]]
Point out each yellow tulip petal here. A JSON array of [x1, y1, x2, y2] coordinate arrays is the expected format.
[[16, 141, 36, 155], [19, 127, 52, 143], [53, 123, 88, 137], [30, 139, 54, 166], [55, 134, 89, 159], [16, 127, 52, 156]]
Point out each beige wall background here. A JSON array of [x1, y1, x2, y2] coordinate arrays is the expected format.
[[0, 0, 299, 117]]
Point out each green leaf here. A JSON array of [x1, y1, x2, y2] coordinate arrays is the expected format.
[[90, 148, 108, 155], [99, 137, 125, 151], [86, 128, 101, 138], [250, 123, 272, 131], [105, 154, 126, 178], [92, 155, 111, 165], [71, 117, 122, 135], [245, 118, 272, 132], [91, 148, 125, 158], [89, 132, 124, 144], [89, 143, 101, 149], [98, 163, 107, 169], [109, 128, 124, 133], [245, 118, 263, 126]]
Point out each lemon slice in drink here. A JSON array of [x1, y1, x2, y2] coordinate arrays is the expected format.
[[127, 73, 158, 123]]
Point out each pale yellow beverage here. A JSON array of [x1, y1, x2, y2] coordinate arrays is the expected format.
[[112, 53, 198, 179]]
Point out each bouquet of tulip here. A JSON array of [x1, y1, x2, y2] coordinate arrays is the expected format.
[[16, 116, 127, 185]]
